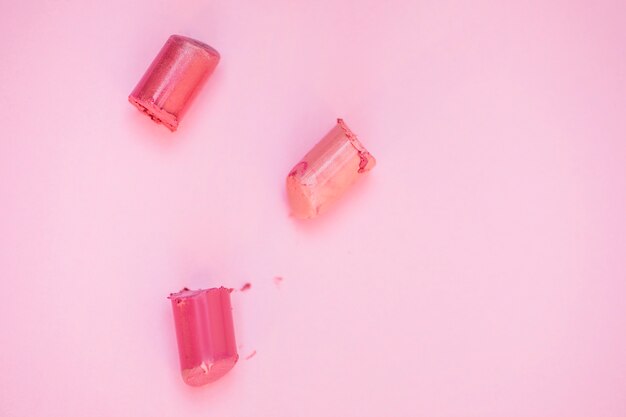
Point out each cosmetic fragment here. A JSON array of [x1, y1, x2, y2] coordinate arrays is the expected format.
[[168, 287, 238, 386], [286, 119, 375, 219], [129, 35, 220, 131], [240, 282, 252, 292]]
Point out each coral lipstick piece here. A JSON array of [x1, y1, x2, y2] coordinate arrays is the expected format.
[[129, 35, 220, 131], [286, 119, 376, 219], [168, 287, 238, 386]]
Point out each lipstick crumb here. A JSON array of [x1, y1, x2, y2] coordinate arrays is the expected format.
[[273, 276, 284, 287], [240, 282, 252, 291], [245, 350, 257, 360]]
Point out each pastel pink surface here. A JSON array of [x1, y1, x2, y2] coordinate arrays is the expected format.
[[1, 1, 626, 417]]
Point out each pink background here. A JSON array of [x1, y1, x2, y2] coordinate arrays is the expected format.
[[1, 1, 625, 416]]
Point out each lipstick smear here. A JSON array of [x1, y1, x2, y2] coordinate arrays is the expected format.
[[245, 350, 257, 360], [240, 282, 252, 291]]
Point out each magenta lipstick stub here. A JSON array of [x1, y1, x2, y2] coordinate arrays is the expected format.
[[129, 35, 220, 131], [168, 287, 238, 386]]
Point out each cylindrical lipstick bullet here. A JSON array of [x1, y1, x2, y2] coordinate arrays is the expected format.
[[129, 35, 220, 131], [286, 119, 376, 219], [168, 287, 238, 386]]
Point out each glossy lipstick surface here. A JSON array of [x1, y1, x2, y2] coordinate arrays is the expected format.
[[168, 287, 238, 386], [129, 35, 220, 131], [286, 119, 376, 219]]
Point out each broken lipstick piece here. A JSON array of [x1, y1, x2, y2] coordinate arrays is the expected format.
[[286, 119, 376, 219], [168, 287, 238, 386], [128, 35, 220, 131]]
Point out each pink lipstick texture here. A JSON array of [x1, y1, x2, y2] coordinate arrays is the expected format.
[[286, 119, 376, 219], [128, 35, 220, 131], [168, 287, 238, 386]]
